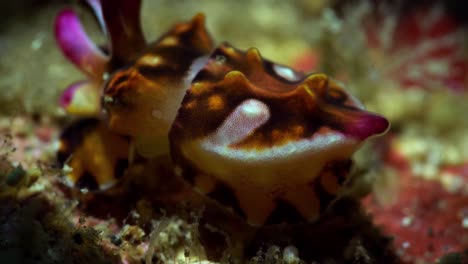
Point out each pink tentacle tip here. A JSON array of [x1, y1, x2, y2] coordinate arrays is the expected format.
[[344, 113, 390, 141], [54, 9, 108, 79], [59, 81, 101, 115], [59, 81, 86, 108]]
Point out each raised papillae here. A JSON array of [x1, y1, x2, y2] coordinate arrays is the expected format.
[[55, 0, 389, 225]]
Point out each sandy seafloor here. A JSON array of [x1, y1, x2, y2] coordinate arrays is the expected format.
[[0, 0, 467, 263]]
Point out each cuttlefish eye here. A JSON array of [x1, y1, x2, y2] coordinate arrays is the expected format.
[[170, 43, 389, 226]]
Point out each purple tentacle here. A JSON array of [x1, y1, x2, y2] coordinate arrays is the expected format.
[[55, 9, 108, 80]]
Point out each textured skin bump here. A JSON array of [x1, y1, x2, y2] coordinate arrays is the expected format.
[[206, 99, 271, 146], [170, 43, 389, 225]]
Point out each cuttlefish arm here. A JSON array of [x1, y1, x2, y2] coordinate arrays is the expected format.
[[57, 118, 130, 191]]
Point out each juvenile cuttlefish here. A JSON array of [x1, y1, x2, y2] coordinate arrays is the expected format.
[[55, 0, 389, 226]]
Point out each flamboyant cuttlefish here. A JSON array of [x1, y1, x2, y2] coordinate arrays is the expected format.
[[55, 0, 389, 226]]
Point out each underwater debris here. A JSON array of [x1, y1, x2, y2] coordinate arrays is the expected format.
[[144, 217, 208, 264], [0, 181, 120, 263]]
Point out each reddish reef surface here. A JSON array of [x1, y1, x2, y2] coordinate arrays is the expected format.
[[364, 153, 468, 263]]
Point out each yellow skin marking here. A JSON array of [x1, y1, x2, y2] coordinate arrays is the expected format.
[[207, 95, 224, 111], [184, 100, 197, 110], [159, 36, 179, 46], [136, 55, 164, 67]]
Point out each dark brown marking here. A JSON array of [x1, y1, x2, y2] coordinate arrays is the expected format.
[[312, 176, 338, 214], [175, 162, 197, 185], [264, 199, 307, 225], [329, 159, 352, 185], [75, 170, 99, 191], [136, 65, 180, 80], [114, 158, 129, 179], [207, 183, 246, 220], [326, 87, 348, 105], [57, 118, 101, 165]]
